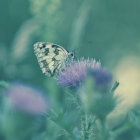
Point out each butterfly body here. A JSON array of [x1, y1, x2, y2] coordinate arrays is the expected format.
[[34, 42, 74, 76]]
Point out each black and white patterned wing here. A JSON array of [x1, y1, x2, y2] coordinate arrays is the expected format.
[[34, 42, 69, 76]]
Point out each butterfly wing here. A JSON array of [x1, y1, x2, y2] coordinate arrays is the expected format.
[[34, 42, 69, 76]]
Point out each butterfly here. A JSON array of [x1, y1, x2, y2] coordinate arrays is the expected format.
[[34, 42, 75, 76]]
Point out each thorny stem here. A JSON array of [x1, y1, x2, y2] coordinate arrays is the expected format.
[[81, 114, 96, 140]]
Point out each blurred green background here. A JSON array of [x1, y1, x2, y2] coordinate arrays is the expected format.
[[1, 0, 140, 84], [1, 0, 140, 139], [0, 0, 139, 75], [1, 0, 140, 107]]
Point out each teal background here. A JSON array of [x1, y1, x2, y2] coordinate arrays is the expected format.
[[0, 0, 140, 139], [1, 0, 140, 85]]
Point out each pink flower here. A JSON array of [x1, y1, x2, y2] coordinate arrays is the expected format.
[[57, 58, 101, 87], [7, 83, 49, 115]]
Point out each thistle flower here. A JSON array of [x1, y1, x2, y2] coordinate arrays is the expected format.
[[91, 68, 112, 90], [80, 74, 115, 120], [6, 83, 49, 115], [57, 58, 101, 87]]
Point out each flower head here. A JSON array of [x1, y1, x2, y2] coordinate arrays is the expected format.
[[91, 68, 112, 90], [57, 58, 101, 87], [7, 83, 49, 115]]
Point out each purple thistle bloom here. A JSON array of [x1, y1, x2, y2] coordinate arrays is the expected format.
[[7, 83, 49, 115], [57, 58, 101, 87], [91, 69, 112, 90]]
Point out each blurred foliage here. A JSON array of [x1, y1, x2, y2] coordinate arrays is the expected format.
[[0, 0, 140, 139]]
